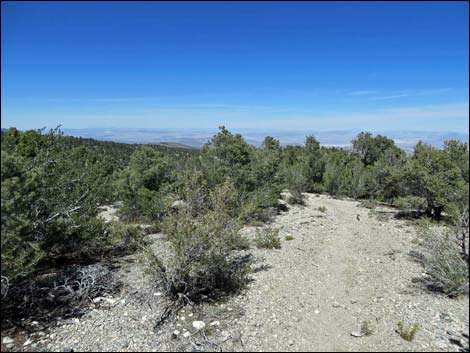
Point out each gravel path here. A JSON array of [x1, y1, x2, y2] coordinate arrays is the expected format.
[[6, 193, 468, 352], [226, 194, 469, 352]]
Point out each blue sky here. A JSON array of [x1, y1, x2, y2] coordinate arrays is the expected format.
[[1, 1, 468, 132]]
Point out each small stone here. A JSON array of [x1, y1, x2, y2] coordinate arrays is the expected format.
[[210, 321, 220, 326], [332, 302, 341, 308], [23, 339, 33, 346], [183, 332, 191, 338], [288, 339, 294, 346], [314, 309, 320, 315], [6, 343, 14, 349], [350, 331, 363, 337], [192, 321, 206, 330], [2, 336, 14, 344], [73, 318, 80, 324], [153, 292, 162, 296], [172, 330, 180, 339]]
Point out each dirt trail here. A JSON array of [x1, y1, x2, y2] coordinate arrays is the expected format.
[[226, 194, 468, 352], [28, 193, 468, 352]]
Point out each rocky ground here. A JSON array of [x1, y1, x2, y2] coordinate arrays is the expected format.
[[2, 193, 469, 352]]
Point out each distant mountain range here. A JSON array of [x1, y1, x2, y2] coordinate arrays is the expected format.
[[3, 127, 468, 152], [59, 128, 469, 152]]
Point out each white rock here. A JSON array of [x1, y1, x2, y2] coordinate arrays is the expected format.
[[350, 331, 363, 337], [192, 321, 206, 330], [183, 332, 191, 338], [314, 309, 320, 315], [153, 292, 162, 296], [210, 321, 220, 326], [172, 330, 180, 339], [23, 339, 32, 346], [2, 336, 14, 344]]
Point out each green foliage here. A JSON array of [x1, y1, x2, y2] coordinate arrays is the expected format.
[[359, 199, 378, 209], [402, 141, 467, 219], [303, 135, 325, 192], [397, 321, 419, 341], [352, 132, 404, 167], [148, 182, 249, 301], [105, 221, 146, 251], [200, 126, 255, 191], [1, 128, 112, 282], [361, 320, 374, 336], [280, 164, 307, 204], [285, 235, 295, 241], [421, 229, 469, 297], [394, 196, 426, 212], [115, 146, 174, 223], [238, 187, 279, 224], [255, 227, 282, 249], [317, 206, 327, 213]]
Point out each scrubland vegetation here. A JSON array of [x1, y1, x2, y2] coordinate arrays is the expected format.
[[1, 125, 468, 327]]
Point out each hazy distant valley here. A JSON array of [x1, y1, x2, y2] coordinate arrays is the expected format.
[[61, 128, 470, 152]]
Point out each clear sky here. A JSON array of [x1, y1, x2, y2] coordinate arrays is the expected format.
[[1, 1, 468, 132]]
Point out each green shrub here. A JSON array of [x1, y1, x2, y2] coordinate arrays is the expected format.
[[421, 229, 469, 297], [359, 199, 378, 209], [318, 206, 327, 213], [394, 196, 426, 212], [415, 216, 434, 239], [1, 129, 112, 283], [361, 320, 374, 336], [280, 164, 307, 205], [397, 321, 419, 341], [105, 222, 146, 251], [147, 182, 250, 302], [238, 188, 278, 224], [285, 235, 294, 241], [255, 227, 281, 249]]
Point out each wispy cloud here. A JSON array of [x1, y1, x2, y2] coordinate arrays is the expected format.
[[347, 90, 379, 96], [366, 88, 452, 101], [7, 96, 168, 103], [368, 94, 409, 101]]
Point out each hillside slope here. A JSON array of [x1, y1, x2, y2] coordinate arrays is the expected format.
[[17, 194, 468, 352]]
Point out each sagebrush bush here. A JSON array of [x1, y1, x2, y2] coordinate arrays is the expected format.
[[421, 229, 469, 297], [147, 181, 250, 302], [255, 227, 281, 249], [361, 320, 374, 336], [397, 321, 419, 341], [359, 199, 378, 209], [394, 195, 426, 212], [105, 221, 146, 251]]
